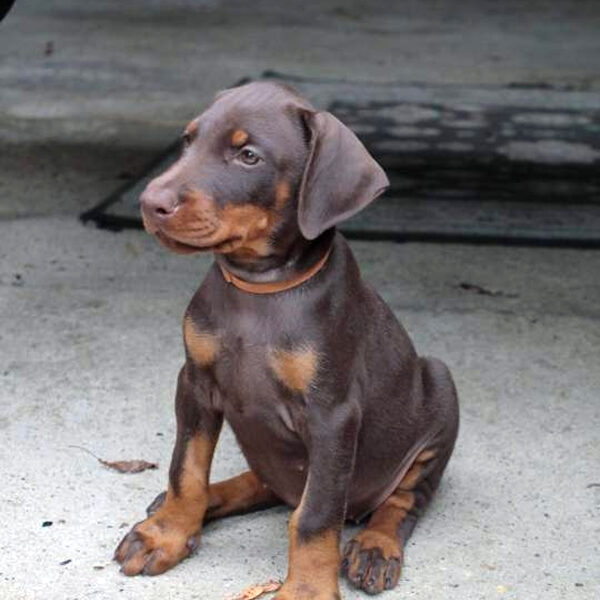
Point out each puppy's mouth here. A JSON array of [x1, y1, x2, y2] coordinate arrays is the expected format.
[[154, 230, 242, 255]]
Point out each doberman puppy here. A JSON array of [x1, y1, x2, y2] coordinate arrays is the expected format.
[[115, 81, 459, 598]]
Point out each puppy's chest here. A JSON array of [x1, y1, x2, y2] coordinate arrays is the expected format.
[[183, 313, 317, 433]]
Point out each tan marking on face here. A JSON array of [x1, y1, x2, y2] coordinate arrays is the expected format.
[[183, 315, 219, 367], [157, 184, 282, 260], [231, 129, 249, 147], [220, 203, 270, 236], [269, 346, 319, 393], [275, 179, 291, 211], [170, 193, 275, 256], [220, 203, 274, 258]]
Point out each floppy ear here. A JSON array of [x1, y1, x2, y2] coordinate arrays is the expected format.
[[297, 111, 389, 240]]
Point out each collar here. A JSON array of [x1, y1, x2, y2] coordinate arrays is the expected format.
[[218, 245, 332, 295]]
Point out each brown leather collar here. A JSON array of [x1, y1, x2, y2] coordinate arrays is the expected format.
[[218, 246, 332, 295]]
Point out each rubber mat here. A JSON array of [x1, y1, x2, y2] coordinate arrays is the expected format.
[[81, 72, 600, 247]]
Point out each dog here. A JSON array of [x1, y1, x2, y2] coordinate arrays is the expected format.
[[114, 81, 459, 599]]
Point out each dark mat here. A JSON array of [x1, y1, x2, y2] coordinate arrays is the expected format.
[[81, 72, 600, 247]]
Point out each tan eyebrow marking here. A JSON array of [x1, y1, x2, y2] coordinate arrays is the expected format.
[[231, 129, 249, 147], [184, 119, 199, 137]]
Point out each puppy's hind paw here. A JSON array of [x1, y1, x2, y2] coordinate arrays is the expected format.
[[341, 535, 403, 594]]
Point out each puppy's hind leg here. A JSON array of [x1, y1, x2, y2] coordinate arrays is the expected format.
[[147, 470, 282, 521], [342, 358, 459, 594]]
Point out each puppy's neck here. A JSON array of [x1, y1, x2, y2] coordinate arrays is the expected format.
[[215, 228, 335, 286]]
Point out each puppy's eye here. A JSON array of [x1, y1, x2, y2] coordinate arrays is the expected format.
[[239, 148, 261, 166], [182, 132, 192, 147]]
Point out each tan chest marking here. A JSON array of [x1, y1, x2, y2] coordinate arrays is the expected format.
[[269, 346, 319, 394], [183, 316, 219, 367]]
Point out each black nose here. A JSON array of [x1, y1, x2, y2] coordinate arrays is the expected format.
[[140, 185, 177, 220]]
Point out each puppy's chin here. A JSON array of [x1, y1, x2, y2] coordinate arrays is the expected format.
[[154, 231, 203, 255], [154, 229, 248, 256]]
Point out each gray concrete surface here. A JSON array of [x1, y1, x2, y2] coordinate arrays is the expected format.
[[1, 219, 599, 600], [1, 2, 599, 599]]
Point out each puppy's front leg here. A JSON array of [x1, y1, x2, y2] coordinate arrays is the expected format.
[[115, 363, 222, 576], [276, 403, 360, 600]]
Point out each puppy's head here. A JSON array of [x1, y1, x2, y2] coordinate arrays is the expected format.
[[141, 81, 388, 262]]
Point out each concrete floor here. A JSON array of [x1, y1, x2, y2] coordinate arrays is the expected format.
[[1, 2, 599, 599]]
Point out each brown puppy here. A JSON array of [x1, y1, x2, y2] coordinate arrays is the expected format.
[[115, 82, 459, 598]]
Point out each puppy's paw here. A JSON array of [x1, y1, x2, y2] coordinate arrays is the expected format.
[[114, 515, 200, 576], [341, 531, 403, 594]]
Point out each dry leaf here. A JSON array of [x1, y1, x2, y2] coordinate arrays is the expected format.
[[69, 445, 158, 474], [226, 579, 281, 600], [99, 458, 158, 473]]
